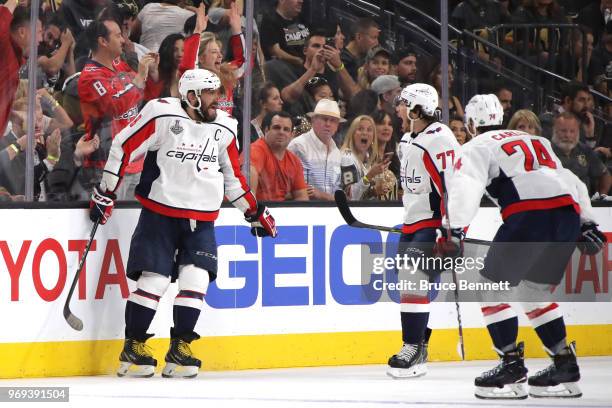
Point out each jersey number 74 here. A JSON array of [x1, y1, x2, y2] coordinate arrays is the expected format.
[[502, 139, 557, 171]]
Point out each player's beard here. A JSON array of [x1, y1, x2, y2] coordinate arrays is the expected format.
[[196, 98, 218, 122]]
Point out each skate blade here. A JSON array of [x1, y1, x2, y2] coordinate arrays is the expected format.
[[529, 382, 582, 398], [161, 362, 199, 378], [386, 364, 427, 379], [475, 384, 528, 400], [116, 362, 155, 378]]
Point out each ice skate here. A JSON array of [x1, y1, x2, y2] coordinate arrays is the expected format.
[[529, 341, 581, 398], [474, 342, 528, 399], [162, 329, 201, 378], [387, 328, 431, 379], [117, 334, 157, 378]]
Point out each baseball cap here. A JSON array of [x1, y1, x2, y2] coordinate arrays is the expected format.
[[392, 45, 418, 64], [365, 46, 391, 63], [370, 75, 401, 95]]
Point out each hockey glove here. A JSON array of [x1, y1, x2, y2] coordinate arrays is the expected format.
[[577, 223, 607, 255], [245, 204, 277, 238], [435, 227, 465, 258], [89, 185, 116, 225]]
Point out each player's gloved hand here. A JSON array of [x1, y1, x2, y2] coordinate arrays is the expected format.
[[577, 223, 607, 255], [245, 204, 277, 237], [435, 227, 465, 258], [89, 185, 116, 225]]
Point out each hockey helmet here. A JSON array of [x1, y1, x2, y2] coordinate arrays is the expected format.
[[398, 83, 438, 117], [178, 69, 221, 100], [464, 94, 503, 130]]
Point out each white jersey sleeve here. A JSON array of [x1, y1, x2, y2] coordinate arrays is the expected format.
[[558, 168, 596, 224], [446, 138, 493, 229], [213, 111, 256, 210], [101, 98, 166, 192]]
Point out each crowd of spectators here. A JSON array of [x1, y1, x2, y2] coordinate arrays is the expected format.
[[0, 0, 610, 203]]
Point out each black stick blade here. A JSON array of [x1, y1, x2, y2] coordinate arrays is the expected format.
[[63, 304, 83, 331], [334, 190, 357, 225]]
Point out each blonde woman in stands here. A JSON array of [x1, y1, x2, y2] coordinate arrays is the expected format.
[[180, 3, 245, 115], [508, 109, 543, 135], [340, 115, 391, 200]]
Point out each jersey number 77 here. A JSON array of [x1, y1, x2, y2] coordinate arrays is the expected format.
[[501, 139, 557, 171]]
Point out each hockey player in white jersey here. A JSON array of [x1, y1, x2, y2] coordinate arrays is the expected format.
[[437, 94, 607, 399], [387, 83, 460, 378], [89, 69, 278, 378]]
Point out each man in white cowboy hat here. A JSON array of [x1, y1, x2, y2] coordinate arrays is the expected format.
[[288, 98, 346, 200]]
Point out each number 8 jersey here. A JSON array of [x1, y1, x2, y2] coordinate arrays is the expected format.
[[399, 122, 460, 233], [446, 129, 580, 229]]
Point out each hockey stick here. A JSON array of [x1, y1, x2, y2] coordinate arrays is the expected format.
[[63, 219, 100, 331], [440, 172, 466, 361], [334, 190, 490, 246]]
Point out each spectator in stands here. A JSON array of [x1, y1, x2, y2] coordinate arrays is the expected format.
[[340, 114, 393, 200], [305, 76, 334, 103], [559, 82, 600, 145], [495, 84, 513, 127], [357, 46, 391, 91], [393, 45, 418, 88], [589, 21, 612, 95], [511, 0, 568, 63], [288, 99, 344, 200], [59, 0, 108, 39], [246, 111, 308, 201], [429, 63, 464, 118], [551, 112, 611, 195], [558, 27, 594, 83], [260, 0, 310, 65], [251, 82, 284, 142], [37, 15, 76, 91], [449, 115, 470, 144], [341, 17, 380, 81], [451, 0, 509, 31], [208, 1, 266, 90], [372, 109, 400, 200], [508, 109, 543, 135], [77, 16, 158, 199], [1, 5, 41, 137], [185, 5, 244, 116], [265, 30, 358, 117], [115, 0, 150, 65], [145, 33, 183, 100], [0, 93, 63, 200], [131, 0, 193, 52], [576, 0, 612, 45], [371, 74, 401, 117]]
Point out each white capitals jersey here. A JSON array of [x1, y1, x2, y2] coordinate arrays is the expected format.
[[102, 98, 251, 221], [399, 122, 460, 233], [446, 129, 583, 229]]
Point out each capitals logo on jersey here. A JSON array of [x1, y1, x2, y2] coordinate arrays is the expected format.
[[166, 138, 217, 171]]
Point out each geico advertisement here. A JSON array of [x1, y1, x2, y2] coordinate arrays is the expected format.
[[0, 207, 611, 342]]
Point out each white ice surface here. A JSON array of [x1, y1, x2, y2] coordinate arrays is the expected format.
[[1, 357, 611, 408]]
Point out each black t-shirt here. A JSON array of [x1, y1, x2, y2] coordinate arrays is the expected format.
[[260, 10, 310, 60], [340, 48, 363, 82], [589, 45, 612, 83]]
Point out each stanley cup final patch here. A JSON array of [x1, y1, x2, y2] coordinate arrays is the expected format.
[[170, 120, 184, 135]]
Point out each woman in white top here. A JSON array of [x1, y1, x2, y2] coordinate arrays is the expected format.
[[340, 115, 390, 200], [133, 0, 194, 52]]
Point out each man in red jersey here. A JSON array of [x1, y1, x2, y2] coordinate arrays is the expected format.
[[77, 15, 157, 199]]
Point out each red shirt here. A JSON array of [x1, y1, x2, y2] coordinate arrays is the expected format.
[[245, 138, 307, 201], [78, 58, 144, 172], [0, 7, 25, 136]]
